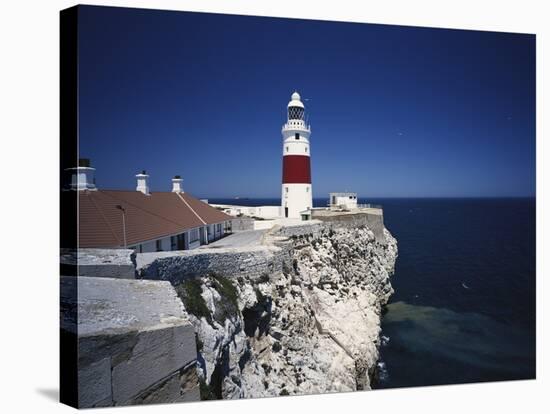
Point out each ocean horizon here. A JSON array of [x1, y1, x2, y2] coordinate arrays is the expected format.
[[206, 197, 536, 208]]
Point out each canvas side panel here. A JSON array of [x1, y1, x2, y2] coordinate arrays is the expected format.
[[59, 5, 79, 409]]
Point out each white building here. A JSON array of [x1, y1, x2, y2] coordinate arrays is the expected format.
[[64, 161, 233, 252], [329, 192, 358, 210]]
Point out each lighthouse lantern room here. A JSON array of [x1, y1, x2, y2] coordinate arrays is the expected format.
[[281, 91, 313, 219]]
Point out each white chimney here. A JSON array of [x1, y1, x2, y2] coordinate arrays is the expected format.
[[136, 170, 150, 195], [172, 175, 183, 193], [65, 158, 97, 191]]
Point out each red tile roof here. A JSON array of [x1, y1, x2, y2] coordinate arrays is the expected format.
[[75, 190, 231, 248]]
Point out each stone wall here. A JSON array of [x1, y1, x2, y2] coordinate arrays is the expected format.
[[231, 217, 255, 231], [60, 276, 199, 408], [274, 222, 325, 238], [138, 245, 287, 284], [309, 211, 386, 242]]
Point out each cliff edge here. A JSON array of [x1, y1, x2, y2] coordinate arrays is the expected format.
[[141, 219, 397, 399]]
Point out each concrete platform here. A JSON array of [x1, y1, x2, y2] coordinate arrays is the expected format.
[[200, 229, 267, 248]]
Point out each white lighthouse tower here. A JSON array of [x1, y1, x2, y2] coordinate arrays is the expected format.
[[281, 91, 313, 219]]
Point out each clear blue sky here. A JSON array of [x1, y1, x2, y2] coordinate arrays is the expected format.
[[78, 5, 535, 198]]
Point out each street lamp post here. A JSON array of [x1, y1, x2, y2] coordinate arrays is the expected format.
[[115, 205, 127, 248]]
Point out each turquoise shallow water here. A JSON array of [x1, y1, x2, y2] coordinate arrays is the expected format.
[[376, 301, 535, 387]]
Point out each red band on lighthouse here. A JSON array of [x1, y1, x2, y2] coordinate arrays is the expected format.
[[282, 155, 311, 184]]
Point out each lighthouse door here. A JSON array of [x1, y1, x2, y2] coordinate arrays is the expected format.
[[285, 207, 288, 218]]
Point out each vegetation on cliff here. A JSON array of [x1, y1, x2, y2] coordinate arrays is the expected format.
[[174, 278, 212, 324]]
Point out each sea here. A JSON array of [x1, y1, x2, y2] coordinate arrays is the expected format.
[[210, 197, 536, 388]]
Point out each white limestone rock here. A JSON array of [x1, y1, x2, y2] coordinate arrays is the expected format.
[[181, 223, 397, 399]]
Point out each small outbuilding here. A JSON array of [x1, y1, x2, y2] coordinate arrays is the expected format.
[[329, 192, 358, 210]]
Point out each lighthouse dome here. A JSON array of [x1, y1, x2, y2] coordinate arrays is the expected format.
[[287, 91, 304, 109]]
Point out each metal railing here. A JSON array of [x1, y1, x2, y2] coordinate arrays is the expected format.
[[357, 203, 382, 209], [326, 203, 382, 210]]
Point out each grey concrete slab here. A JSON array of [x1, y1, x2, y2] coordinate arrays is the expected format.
[[60, 248, 136, 279], [72, 276, 189, 336], [60, 276, 199, 407], [78, 357, 112, 407], [112, 323, 197, 404]]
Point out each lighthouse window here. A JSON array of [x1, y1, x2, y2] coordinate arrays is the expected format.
[[285, 187, 288, 193], [288, 107, 304, 120], [286, 146, 289, 152], [306, 187, 309, 192], [295, 133, 300, 140], [305, 146, 308, 153]]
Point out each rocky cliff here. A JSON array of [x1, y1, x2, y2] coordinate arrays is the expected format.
[[170, 223, 397, 399]]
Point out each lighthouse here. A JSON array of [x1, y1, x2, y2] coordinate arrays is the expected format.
[[281, 91, 312, 219]]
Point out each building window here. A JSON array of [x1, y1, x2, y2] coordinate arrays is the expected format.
[[286, 146, 289, 152], [189, 228, 199, 243], [172, 234, 186, 250], [156, 239, 162, 252], [305, 146, 308, 153], [170, 234, 185, 250], [306, 187, 309, 192], [295, 133, 300, 140], [285, 187, 288, 193]]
